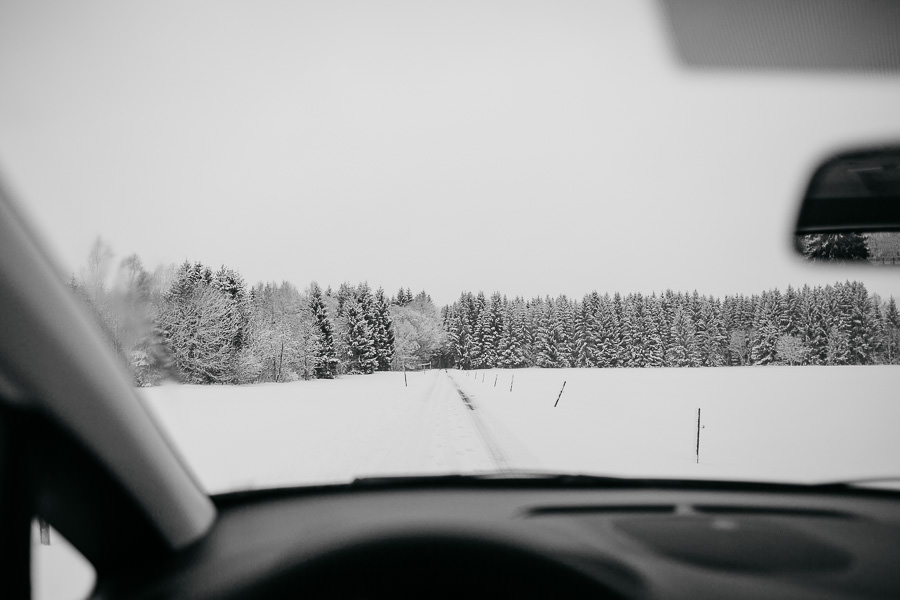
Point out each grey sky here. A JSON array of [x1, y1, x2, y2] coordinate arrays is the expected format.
[[2, 0, 900, 305]]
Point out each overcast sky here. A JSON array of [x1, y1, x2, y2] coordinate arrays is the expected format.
[[2, 0, 900, 305]]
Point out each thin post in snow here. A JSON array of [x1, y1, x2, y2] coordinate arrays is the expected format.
[[404, 369, 407, 388], [553, 381, 567, 407], [481, 372, 485, 383], [494, 374, 498, 387], [509, 374, 514, 392], [696, 408, 701, 464]]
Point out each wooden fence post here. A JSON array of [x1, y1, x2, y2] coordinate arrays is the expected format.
[[554, 381, 567, 407], [696, 408, 701, 464]]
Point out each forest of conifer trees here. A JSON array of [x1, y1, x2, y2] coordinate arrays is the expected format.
[[69, 241, 900, 386], [440, 282, 900, 369]]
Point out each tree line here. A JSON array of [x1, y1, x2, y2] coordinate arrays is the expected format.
[[70, 240, 900, 385], [440, 282, 900, 369], [69, 240, 445, 385]]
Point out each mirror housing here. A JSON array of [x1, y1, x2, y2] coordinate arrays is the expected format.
[[795, 146, 900, 263]]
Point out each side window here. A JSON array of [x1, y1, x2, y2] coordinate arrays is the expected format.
[[31, 520, 95, 600]]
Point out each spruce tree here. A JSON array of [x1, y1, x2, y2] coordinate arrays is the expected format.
[[469, 292, 487, 367], [846, 281, 875, 365], [642, 295, 665, 367], [749, 293, 779, 365], [309, 283, 338, 379], [373, 287, 395, 371], [345, 300, 377, 374], [801, 233, 869, 261], [884, 297, 900, 364], [669, 305, 700, 367], [574, 298, 594, 367], [535, 298, 558, 367]]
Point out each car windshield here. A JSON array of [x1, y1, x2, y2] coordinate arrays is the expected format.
[[2, 1, 900, 496]]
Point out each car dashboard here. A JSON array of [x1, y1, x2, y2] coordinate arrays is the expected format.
[[96, 483, 900, 599]]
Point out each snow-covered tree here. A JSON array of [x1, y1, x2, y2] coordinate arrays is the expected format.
[[390, 293, 446, 369], [800, 233, 869, 261], [776, 334, 807, 365], [344, 299, 377, 374], [373, 287, 395, 371], [668, 305, 700, 367], [310, 282, 338, 379], [159, 273, 242, 383]]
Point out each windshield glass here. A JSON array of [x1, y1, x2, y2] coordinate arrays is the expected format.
[[2, 0, 900, 495]]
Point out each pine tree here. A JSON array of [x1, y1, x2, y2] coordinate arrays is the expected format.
[[500, 298, 528, 368], [345, 300, 377, 374], [212, 265, 250, 351], [801, 233, 869, 261], [782, 285, 800, 336], [373, 287, 395, 371], [309, 283, 338, 379], [825, 325, 850, 365], [621, 294, 646, 367], [556, 296, 576, 367], [846, 281, 875, 365], [597, 294, 622, 367], [535, 298, 558, 367], [574, 297, 594, 367], [475, 294, 503, 368], [469, 292, 488, 368], [749, 292, 780, 365], [697, 298, 727, 366], [335, 282, 355, 316], [825, 282, 853, 365], [884, 297, 900, 363], [642, 295, 665, 367], [669, 305, 700, 367]]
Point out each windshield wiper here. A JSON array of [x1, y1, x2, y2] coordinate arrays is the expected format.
[[347, 472, 638, 489], [348, 472, 900, 495], [812, 477, 900, 491], [213, 473, 900, 506]]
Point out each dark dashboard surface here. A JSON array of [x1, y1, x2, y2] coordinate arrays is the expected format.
[[100, 485, 900, 599]]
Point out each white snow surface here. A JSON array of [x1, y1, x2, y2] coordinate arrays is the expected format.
[[139, 366, 900, 494], [33, 365, 900, 599]]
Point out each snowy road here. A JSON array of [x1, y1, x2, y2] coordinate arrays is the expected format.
[[141, 370, 520, 494], [446, 373, 511, 471], [358, 370, 511, 476]]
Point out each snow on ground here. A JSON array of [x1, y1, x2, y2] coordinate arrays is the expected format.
[[138, 365, 900, 493], [140, 370, 498, 493], [34, 365, 900, 599], [451, 366, 900, 484]]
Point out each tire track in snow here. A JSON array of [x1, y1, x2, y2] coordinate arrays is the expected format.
[[448, 374, 511, 472]]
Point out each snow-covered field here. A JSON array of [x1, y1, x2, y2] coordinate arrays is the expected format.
[[34, 365, 900, 599], [453, 366, 900, 483], [138, 366, 900, 493]]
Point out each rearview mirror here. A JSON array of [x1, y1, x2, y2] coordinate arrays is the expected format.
[[794, 146, 900, 264]]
